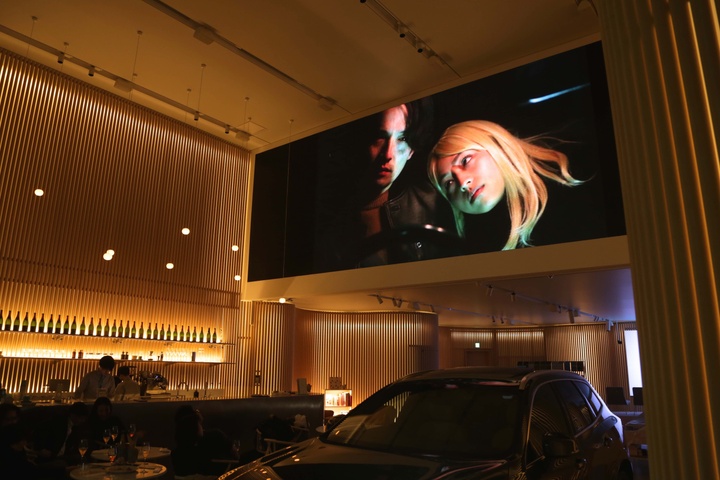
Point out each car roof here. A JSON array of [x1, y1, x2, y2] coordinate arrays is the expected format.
[[396, 367, 587, 390]]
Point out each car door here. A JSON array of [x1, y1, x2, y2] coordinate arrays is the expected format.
[[524, 382, 589, 479]]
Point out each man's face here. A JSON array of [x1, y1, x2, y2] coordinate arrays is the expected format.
[[367, 105, 413, 193]]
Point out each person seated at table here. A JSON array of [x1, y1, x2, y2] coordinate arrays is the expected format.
[[33, 401, 91, 469], [113, 366, 141, 401], [171, 406, 234, 478], [87, 396, 125, 449], [0, 423, 49, 479], [0, 403, 21, 427]]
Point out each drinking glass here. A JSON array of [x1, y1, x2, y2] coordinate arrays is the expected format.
[[128, 423, 136, 443], [141, 442, 151, 463], [78, 439, 89, 469], [108, 444, 118, 464], [110, 425, 119, 443], [102, 428, 111, 446]]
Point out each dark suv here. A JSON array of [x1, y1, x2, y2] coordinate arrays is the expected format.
[[221, 367, 633, 479]]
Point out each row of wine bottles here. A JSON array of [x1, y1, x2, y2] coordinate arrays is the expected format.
[[0, 310, 220, 343]]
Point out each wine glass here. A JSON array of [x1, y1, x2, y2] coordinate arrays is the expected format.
[[102, 428, 111, 447], [141, 442, 151, 467], [110, 425, 119, 444], [108, 444, 118, 464], [128, 423, 137, 443], [78, 439, 89, 469]]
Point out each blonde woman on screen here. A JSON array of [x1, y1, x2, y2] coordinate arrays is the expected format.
[[428, 120, 583, 250]]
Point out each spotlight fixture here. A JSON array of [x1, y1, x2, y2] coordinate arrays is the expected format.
[[510, 292, 516, 302], [430, 305, 436, 313], [57, 52, 64, 64], [486, 285, 493, 297], [397, 24, 408, 38], [606, 320, 613, 331], [193, 111, 199, 121], [375, 295, 383, 305], [568, 309, 576, 324], [492, 316, 496, 324], [224, 125, 230, 134], [113, 78, 133, 92], [412, 302, 420, 310], [88, 65, 95, 77], [193, 25, 215, 45], [318, 96, 336, 111], [415, 41, 426, 54]]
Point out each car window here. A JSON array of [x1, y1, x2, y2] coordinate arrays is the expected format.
[[575, 380, 603, 414], [325, 381, 521, 459], [552, 380, 596, 433], [527, 383, 571, 462]]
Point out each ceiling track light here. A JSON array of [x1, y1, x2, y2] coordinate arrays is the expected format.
[[317, 96, 336, 111], [224, 125, 230, 134], [113, 78, 133, 92], [88, 65, 95, 77], [57, 52, 65, 64], [193, 25, 216, 45], [510, 292, 516, 302], [375, 295, 383, 305], [486, 285, 493, 297]]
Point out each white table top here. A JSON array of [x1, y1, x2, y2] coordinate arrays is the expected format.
[[91, 446, 171, 461], [70, 462, 167, 479]]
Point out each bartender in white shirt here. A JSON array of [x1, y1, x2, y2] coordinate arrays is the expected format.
[[74, 355, 116, 400]]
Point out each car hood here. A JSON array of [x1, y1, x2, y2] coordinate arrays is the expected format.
[[224, 438, 507, 480]]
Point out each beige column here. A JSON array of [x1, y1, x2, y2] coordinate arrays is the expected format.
[[596, 0, 719, 478]]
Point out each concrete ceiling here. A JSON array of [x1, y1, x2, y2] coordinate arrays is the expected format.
[[0, 0, 635, 328]]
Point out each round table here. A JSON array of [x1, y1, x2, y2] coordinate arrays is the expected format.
[[91, 446, 171, 462], [70, 462, 167, 479]]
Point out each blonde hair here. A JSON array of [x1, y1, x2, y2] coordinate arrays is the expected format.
[[428, 120, 582, 250]]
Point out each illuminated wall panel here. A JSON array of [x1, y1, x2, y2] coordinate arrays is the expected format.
[[0, 49, 250, 396], [293, 309, 439, 406], [248, 302, 296, 396]]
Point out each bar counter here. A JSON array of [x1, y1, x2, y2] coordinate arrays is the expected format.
[[20, 394, 325, 456]]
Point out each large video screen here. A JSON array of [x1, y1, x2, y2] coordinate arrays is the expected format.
[[249, 42, 625, 281]]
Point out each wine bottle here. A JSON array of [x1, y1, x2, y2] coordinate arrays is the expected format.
[[124, 320, 130, 338], [206, 328, 211, 343], [70, 316, 77, 335], [212, 328, 218, 343], [139, 322, 145, 339], [191, 326, 197, 342], [111, 319, 117, 337], [30, 313, 37, 332], [172, 325, 178, 341], [153, 323, 159, 340], [200, 327, 206, 343], [22, 312, 29, 332], [102, 318, 109, 336], [80, 317, 87, 335], [0, 310, 4, 330], [179, 325, 184, 342], [159, 323, 165, 340], [47, 314, 55, 334], [38, 313, 45, 333], [88, 317, 95, 336], [72, 349, 76, 359], [131, 321, 137, 339], [13, 312, 21, 331], [3, 310, 10, 331], [62, 316, 69, 334]]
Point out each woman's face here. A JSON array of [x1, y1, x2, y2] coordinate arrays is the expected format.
[[434, 148, 505, 214]]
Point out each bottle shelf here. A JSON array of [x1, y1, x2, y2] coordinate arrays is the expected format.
[[0, 356, 232, 365], [0, 329, 231, 346]]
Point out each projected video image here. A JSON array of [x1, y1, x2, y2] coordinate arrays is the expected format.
[[249, 42, 625, 281]]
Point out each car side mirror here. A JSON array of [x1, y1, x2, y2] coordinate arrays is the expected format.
[[542, 432, 578, 458]]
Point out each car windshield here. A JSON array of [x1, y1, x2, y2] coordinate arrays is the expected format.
[[324, 380, 521, 460]]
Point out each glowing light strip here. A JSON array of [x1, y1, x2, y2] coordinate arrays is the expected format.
[[528, 84, 589, 104]]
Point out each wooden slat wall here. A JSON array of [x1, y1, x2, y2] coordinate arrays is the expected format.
[[248, 302, 296, 396], [439, 322, 637, 403], [293, 309, 439, 406], [0, 49, 250, 396]]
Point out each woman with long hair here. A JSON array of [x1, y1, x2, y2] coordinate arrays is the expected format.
[[428, 120, 583, 250]]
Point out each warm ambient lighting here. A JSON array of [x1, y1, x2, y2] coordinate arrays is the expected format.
[[234, 275, 241, 281], [181, 228, 190, 235], [166, 263, 174, 270], [34, 189, 44, 197], [231, 245, 239, 251], [278, 297, 287, 304], [103, 249, 115, 261]]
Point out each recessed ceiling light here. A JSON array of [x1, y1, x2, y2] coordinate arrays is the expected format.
[[106, 249, 115, 256], [103, 252, 113, 261], [231, 245, 239, 252], [181, 228, 190, 235], [34, 189, 44, 197], [279, 297, 286, 303], [166, 263, 174, 270], [234, 275, 241, 281]]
